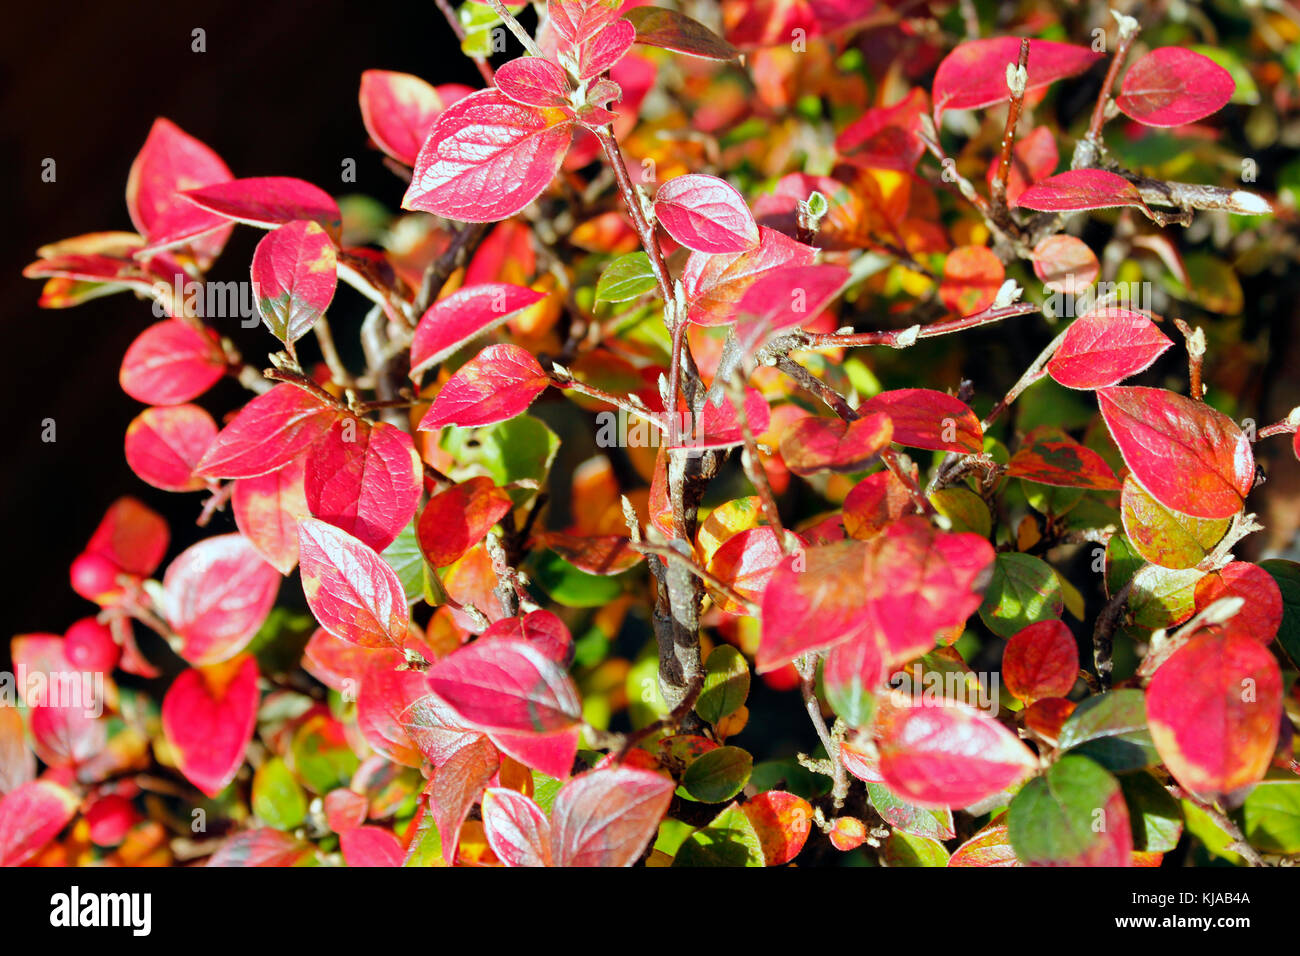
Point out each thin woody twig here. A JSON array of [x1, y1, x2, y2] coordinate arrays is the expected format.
[[990, 38, 1031, 222]]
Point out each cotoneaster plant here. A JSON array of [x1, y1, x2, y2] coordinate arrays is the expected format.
[[7, 0, 1300, 868]]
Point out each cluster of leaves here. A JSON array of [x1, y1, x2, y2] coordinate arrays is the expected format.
[[7, 0, 1300, 868]]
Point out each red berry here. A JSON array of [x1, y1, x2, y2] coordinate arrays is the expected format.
[[64, 617, 121, 672], [84, 794, 140, 846], [69, 552, 122, 603]]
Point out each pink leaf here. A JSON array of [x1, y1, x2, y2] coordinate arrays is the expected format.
[[232, 455, 310, 574], [251, 220, 338, 347], [359, 70, 472, 167], [163, 534, 281, 665], [409, 283, 547, 379], [124, 404, 218, 492], [0, 781, 80, 866], [119, 320, 226, 406], [1014, 169, 1148, 213], [425, 638, 582, 735], [403, 89, 574, 222], [858, 388, 983, 453], [357, 659, 429, 767], [683, 226, 818, 326], [195, 383, 341, 480], [875, 697, 1037, 808], [1116, 48, 1235, 128], [429, 733, 500, 862], [182, 177, 342, 242], [494, 56, 574, 109], [297, 517, 410, 649], [417, 344, 551, 429], [340, 825, 405, 867], [482, 787, 552, 866], [576, 18, 636, 80], [161, 656, 260, 797], [550, 766, 674, 867], [654, 173, 759, 254], [480, 610, 574, 665], [305, 417, 422, 553]]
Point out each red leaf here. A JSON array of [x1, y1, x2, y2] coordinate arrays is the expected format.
[[324, 788, 369, 833], [417, 344, 550, 429], [409, 283, 547, 380], [357, 659, 429, 767], [576, 18, 636, 79], [1046, 309, 1173, 389], [624, 6, 739, 61], [1116, 48, 1235, 128], [1001, 620, 1078, 703], [1031, 234, 1098, 293], [683, 226, 818, 326], [654, 173, 759, 254], [939, 246, 1004, 317], [549, 0, 620, 49], [426, 638, 582, 735], [835, 89, 927, 171], [495, 56, 573, 109], [0, 781, 80, 866], [1193, 562, 1284, 644], [1147, 629, 1281, 799], [931, 38, 1102, 120], [861, 518, 995, 669], [14, 635, 104, 768], [429, 733, 500, 862], [340, 825, 405, 867], [480, 610, 574, 665], [84, 496, 169, 577], [706, 526, 791, 614], [778, 412, 893, 475], [734, 263, 849, 340], [305, 417, 422, 552], [297, 517, 410, 649], [1005, 425, 1121, 491], [1098, 386, 1254, 520], [418, 476, 514, 568], [119, 320, 226, 406], [1014, 169, 1148, 213], [533, 530, 643, 575], [482, 787, 552, 866], [207, 828, 313, 867], [125, 118, 233, 266], [842, 470, 914, 540], [666, 387, 771, 451], [550, 766, 674, 866], [487, 726, 580, 779], [741, 791, 812, 865], [948, 823, 1019, 867], [402, 89, 574, 222], [251, 220, 338, 347], [875, 697, 1037, 808], [124, 404, 218, 492], [232, 454, 310, 574], [163, 534, 281, 665], [161, 655, 260, 797], [721, 0, 873, 49], [757, 539, 872, 672], [859, 389, 982, 453], [195, 383, 341, 480], [182, 176, 342, 242], [359, 70, 472, 167]]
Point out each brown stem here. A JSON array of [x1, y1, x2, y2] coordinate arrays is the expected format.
[[990, 38, 1031, 221], [803, 302, 1039, 349], [796, 655, 848, 808], [434, 0, 495, 85]]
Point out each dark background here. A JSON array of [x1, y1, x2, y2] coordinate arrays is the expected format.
[[1, 1, 482, 635]]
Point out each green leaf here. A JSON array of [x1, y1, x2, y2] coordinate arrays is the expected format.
[[529, 550, 626, 607], [1119, 770, 1184, 852], [291, 715, 361, 794], [673, 803, 765, 866], [978, 553, 1065, 637], [883, 830, 949, 866], [252, 757, 308, 830], [381, 520, 428, 603], [1057, 689, 1159, 771], [1104, 533, 1144, 596], [866, 782, 954, 841], [1127, 565, 1202, 628], [1008, 755, 1129, 865], [402, 811, 445, 867], [682, 746, 753, 803], [929, 485, 991, 537], [1239, 777, 1300, 854], [1259, 559, 1300, 668], [696, 645, 750, 725], [441, 414, 559, 506], [596, 252, 657, 302]]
